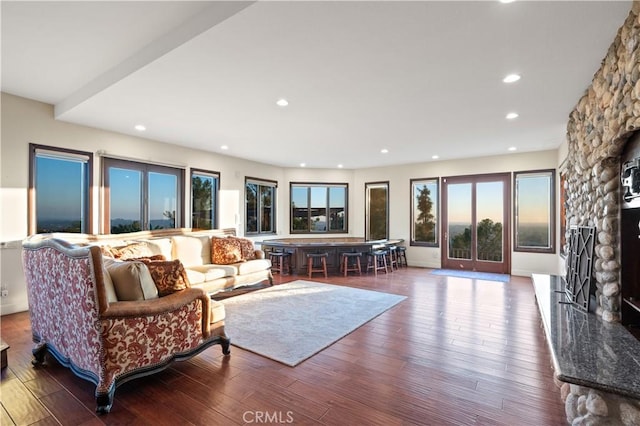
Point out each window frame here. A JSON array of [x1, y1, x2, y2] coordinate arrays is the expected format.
[[245, 176, 277, 235], [513, 169, 556, 253], [102, 157, 184, 234], [28, 144, 93, 235], [191, 168, 219, 230], [365, 181, 389, 240], [290, 182, 348, 234], [410, 177, 439, 247], [559, 171, 568, 257]]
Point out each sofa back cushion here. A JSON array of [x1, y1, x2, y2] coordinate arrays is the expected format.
[[103, 242, 155, 260], [137, 238, 173, 260], [171, 235, 211, 266], [105, 259, 159, 301]]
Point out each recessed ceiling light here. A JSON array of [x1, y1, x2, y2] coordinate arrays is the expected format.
[[300, 162, 306, 167], [337, 164, 343, 168], [503, 74, 521, 83], [221, 145, 229, 150], [508, 146, 517, 151], [500, 0, 516, 3], [134, 124, 146, 131], [276, 99, 289, 107], [506, 112, 519, 120], [380, 149, 389, 154], [432, 155, 439, 160]]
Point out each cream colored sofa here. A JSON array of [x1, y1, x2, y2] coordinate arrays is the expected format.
[[41, 228, 273, 296]]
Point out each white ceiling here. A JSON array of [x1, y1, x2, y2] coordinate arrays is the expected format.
[[1, 1, 632, 169]]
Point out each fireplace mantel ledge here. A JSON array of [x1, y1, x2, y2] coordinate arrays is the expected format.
[[532, 273, 640, 400]]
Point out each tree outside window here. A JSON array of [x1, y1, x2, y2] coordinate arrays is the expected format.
[[192, 170, 219, 230], [365, 182, 388, 240], [411, 178, 438, 246], [246, 178, 276, 234]]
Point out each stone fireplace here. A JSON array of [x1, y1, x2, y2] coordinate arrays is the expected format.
[[565, 2, 640, 323], [558, 2, 640, 424]]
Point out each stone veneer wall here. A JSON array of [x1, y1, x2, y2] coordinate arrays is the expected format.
[[562, 2, 640, 424], [565, 2, 639, 323]]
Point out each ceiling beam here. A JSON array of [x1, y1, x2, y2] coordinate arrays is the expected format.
[[55, 1, 255, 119]]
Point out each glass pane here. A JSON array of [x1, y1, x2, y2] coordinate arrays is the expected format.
[[110, 167, 143, 233], [412, 181, 438, 244], [149, 172, 177, 230], [246, 182, 258, 233], [448, 183, 472, 260], [329, 186, 346, 231], [260, 185, 273, 233], [291, 186, 309, 231], [517, 174, 551, 248], [35, 155, 88, 233], [476, 181, 503, 262], [193, 174, 216, 230], [310, 187, 327, 231], [367, 185, 387, 239]]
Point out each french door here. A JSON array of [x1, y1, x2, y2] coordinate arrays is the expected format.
[[441, 173, 510, 274]]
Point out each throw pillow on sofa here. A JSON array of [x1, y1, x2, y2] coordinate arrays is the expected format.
[[104, 258, 159, 301], [211, 237, 243, 265], [139, 259, 190, 296], [232, 236, 257, 261]]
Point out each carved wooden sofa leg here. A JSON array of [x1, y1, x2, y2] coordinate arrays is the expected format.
[[31, 341, 47, 366], [96, 386, 115, 414], [221, 336, 231, 356]]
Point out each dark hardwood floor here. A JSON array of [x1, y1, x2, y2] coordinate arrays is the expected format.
[[0, 268, 567, 425]]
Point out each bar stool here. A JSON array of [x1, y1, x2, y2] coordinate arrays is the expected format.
[[396, 246, 408, 268], [307, 252, 328, 278], [386, 245, 398, 271], [366, 249, 388, 276], [341, 252, 362, 277], [269, 251, 292, 275]]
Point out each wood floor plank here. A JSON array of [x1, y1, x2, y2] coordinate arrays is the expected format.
[[39, 390, 96, 426], [0, 268, 567, 424], [1, 402, 16, 426], [0, 376, 52, 425]]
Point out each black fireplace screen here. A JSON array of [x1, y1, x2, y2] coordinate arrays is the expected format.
[[565, 225, 596, 312]]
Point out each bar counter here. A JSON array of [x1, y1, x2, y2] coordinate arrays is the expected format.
[[261, 237, 402, 275]]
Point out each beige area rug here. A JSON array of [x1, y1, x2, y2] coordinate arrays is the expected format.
[[219, 280, 406, 367]]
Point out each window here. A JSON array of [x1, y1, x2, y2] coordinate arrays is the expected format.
[[410, 178, 439, 246], [290, 183, 347, 233], [29, 144, 93, 235], [514, 170, 555, 253], [103, 158, 184, 234], [246, 177, 276, 234], [365, 181, 388, 240], [191, 169, 219, 230]]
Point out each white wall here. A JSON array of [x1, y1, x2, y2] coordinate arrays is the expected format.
[[353, 150, 560, 274], [1, 92, 562, 314]]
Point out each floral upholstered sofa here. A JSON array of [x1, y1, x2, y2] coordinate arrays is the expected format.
[[21, 228, 270, 413]]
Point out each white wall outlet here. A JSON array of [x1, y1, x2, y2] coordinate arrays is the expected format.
[[1, 288, 8, 298]]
